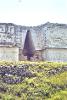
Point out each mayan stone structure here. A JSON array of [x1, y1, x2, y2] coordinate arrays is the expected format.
[[0, 22, 67, 61]]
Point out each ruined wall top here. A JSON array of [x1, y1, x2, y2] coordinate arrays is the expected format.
[[0, 22, 67, 49]]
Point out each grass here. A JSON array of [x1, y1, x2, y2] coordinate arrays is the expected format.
[[0, 61, 67, 100]]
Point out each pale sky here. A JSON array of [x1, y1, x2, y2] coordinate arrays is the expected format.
[[0, 0, 67, 26]]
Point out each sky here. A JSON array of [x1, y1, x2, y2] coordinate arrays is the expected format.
[[0, 0, 67, 26]]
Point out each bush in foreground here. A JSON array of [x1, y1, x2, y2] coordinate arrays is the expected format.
[[0, 61, 66, 100]]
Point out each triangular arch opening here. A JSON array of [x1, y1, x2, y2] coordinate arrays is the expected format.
[[23, 30, 35, 60]]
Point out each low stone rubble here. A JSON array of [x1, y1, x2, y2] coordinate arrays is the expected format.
[[0, 65, 36, 84], [47, 66, 67, 76], [0, 64, 67, 84]]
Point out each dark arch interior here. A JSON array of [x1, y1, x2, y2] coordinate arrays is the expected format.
[[23, 30, 35, 60]]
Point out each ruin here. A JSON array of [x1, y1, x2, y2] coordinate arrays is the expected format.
[[0, 22, 67, 61]]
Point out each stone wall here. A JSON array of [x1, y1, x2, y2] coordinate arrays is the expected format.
[[0, 22, 67, 61], [45, 23, 67, 48], [42, 48, 67, 62], [0, 23, 15, 46], [0, 47, 19, 61]]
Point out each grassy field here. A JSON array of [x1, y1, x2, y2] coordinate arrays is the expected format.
[[0, 61, 67, 100]]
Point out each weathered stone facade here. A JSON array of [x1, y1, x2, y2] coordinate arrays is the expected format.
[[0, 46, 19, 61], [0, 22, 67, 61]]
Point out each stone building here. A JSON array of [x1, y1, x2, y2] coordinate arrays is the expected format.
[[0, 22, 67, 62]]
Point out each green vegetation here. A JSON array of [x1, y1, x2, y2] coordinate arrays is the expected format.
[[0, 61, 67, 100]]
